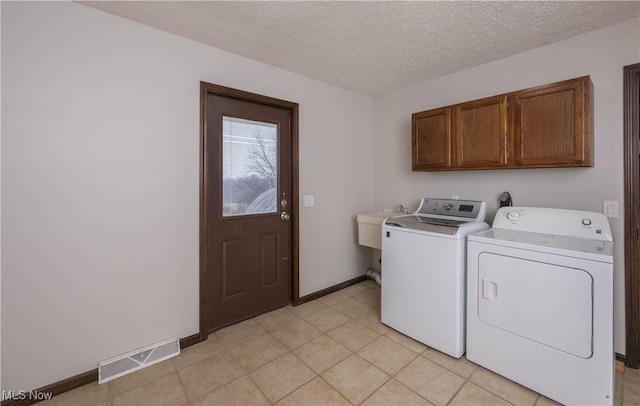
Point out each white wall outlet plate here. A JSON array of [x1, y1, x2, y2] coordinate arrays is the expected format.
[[603, 201, 619, 218]]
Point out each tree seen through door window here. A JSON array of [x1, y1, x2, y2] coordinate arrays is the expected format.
[[222, 117, 278, 216]]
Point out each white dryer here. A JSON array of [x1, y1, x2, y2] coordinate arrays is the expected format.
[[467, 207, 614, 405]]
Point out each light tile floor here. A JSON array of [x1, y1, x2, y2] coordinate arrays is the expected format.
[[38, 280, 639, 405]]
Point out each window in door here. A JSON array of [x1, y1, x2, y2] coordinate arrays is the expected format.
[[222, 116, 278, 217]]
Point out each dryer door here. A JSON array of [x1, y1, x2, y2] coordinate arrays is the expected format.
[[477, 253, 593, 358]]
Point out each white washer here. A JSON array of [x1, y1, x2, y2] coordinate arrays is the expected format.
[[467, 207, 614, 405], [381, 198, 488, 358]]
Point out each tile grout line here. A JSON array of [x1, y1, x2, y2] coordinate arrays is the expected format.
[[338, 285, 492, 405], [106, 359, 177, 402], [319, 287, 442, 405], [173, 357, 197, 406], [443, 377, 468, 406], [243, 370, 273, 405], [418, 352, 478, 405], [173, 330, 252, 404], [219, 299, 367, 404], [314, 375, 353, 406], [351, 348, 409, 405], [466, 367, 533, 406], [267, 350, 318, 404], [376, 345, 431, 405], [308, 294, 425, 405], [188, 334, 286, 405], [107, 381, 113, 406], [313, 345, 387, 405], [273, 341, 322, 403], [50, 281, 633, 405]]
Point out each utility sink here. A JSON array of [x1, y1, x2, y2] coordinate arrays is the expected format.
[[357, 210, 405, 250]]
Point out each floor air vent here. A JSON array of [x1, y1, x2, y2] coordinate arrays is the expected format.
[[98, 336, 180, 384]]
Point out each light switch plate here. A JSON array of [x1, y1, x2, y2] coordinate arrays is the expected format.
[[304, 195, 315, 207], [603, 201, 619, 218]]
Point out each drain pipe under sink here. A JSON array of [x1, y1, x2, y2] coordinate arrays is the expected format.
[[366, 268, 381, 286]]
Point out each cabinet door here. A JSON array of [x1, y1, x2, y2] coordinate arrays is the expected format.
[[455, 95, 509, 168], [513, 77, 592, 167], [412, 107, 453, 170]]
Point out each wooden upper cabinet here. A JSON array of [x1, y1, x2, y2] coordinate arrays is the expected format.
[[412, 107, 453, 170], [454, 95, 509, 169], [513, 76, 592, 167], [411, 75, 593, 171]]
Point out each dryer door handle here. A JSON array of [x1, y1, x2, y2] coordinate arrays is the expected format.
[[482, 278, 498, 300]]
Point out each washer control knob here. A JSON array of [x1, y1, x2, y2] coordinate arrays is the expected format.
[[443, 203, 454, 211], [506, 210, 520, 221], [582, 218, 592, 226]]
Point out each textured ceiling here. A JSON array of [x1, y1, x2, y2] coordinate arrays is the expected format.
[[80, 1, 640, 96]]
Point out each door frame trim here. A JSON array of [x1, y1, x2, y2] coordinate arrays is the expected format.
[[199, 82, 300, 341], [624, 63, 640, 368]]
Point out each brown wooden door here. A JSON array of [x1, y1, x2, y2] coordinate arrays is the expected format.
[[455, 95, 509, 169], [513, 76, 592, 167], [412, 107, 454, 170], [624, 63, 640, 369], [204, 90, 292, 331]]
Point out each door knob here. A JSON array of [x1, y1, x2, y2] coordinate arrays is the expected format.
[[281, 211, 290, 220]]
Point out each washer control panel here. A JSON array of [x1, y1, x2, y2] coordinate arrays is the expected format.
[[416, 198, 487, 221]]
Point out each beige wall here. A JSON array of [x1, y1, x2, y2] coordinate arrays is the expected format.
[[1, 1, 373, 391], [372, 18, 640, 355]]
